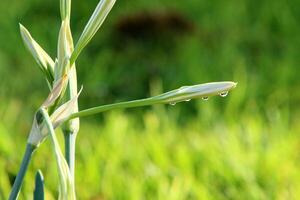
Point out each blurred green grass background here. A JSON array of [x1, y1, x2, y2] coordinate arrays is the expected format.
[[1, 0, 300, 199]]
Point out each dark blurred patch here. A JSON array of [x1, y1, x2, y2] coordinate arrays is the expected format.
[[114, 10, 194, 40], [8, 171, 16, 187], [113, 10, 225, 51], [91, 10, 196, 105]]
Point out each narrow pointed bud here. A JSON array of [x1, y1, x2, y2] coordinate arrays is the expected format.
[[19, 24, 54, 84], [55, 20, 74, 81], [71, 0, 116, 64], [156, 81, 237, 104]]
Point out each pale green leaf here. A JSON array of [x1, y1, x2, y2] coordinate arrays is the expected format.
[[19, 24, 54, 85]]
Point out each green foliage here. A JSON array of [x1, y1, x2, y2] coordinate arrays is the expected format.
[[0, 0, 300, 199], [1, 107, 300, 199]]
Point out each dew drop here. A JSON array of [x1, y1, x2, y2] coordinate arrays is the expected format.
[[202, 96, 209, 101], [184, 99, 191, 102], [169, 102, 176, 106], [219, 91, 228, 97]]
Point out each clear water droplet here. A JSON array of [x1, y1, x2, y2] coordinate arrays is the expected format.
[[202, 96, 209, 101], [219, 91, 228, 97], [169, 102, 176, 106], [184, 99, 191, 102]]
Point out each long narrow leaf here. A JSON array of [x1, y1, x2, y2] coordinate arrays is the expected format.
[[39, 108, 76, 200]]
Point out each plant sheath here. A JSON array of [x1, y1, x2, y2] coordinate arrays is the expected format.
[[63, 130, 76, 177]]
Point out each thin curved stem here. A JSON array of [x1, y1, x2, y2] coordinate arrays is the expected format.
[[9, 144, 36, 200], [67, 81, 237, 120], [68, 97, 159, 120]]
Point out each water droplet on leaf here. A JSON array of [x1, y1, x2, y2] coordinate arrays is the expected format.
[[202, 96, 209, 101], [219, 91, 228, 97], [184, 99, 191, 102], [169, 102, 176, 106]]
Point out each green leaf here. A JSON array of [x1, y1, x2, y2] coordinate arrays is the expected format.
[[51, 87, 82, 129], [19, 24, 54, 86], [33, 170, 44, 200], [39, 108, 76, 200]]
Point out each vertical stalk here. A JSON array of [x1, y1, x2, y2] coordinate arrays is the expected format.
[[62, 55, 79, 185], [62, 66, 79, 183], [64, 131, 71, 166], [59, 15, 79, 182], [63, 130, 77, 179], [59, 0, 79, 187], [9, 144, 36, 200]]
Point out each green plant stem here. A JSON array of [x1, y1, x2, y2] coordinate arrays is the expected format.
[[63, 130, 76, 179], [63, 63, 78, 182], [9, 144, 36, 200], [68, 81, 237, 120], [68, 97, 159, 119]]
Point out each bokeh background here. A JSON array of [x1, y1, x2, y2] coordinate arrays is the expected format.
[[1, 0, 300, 199]]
